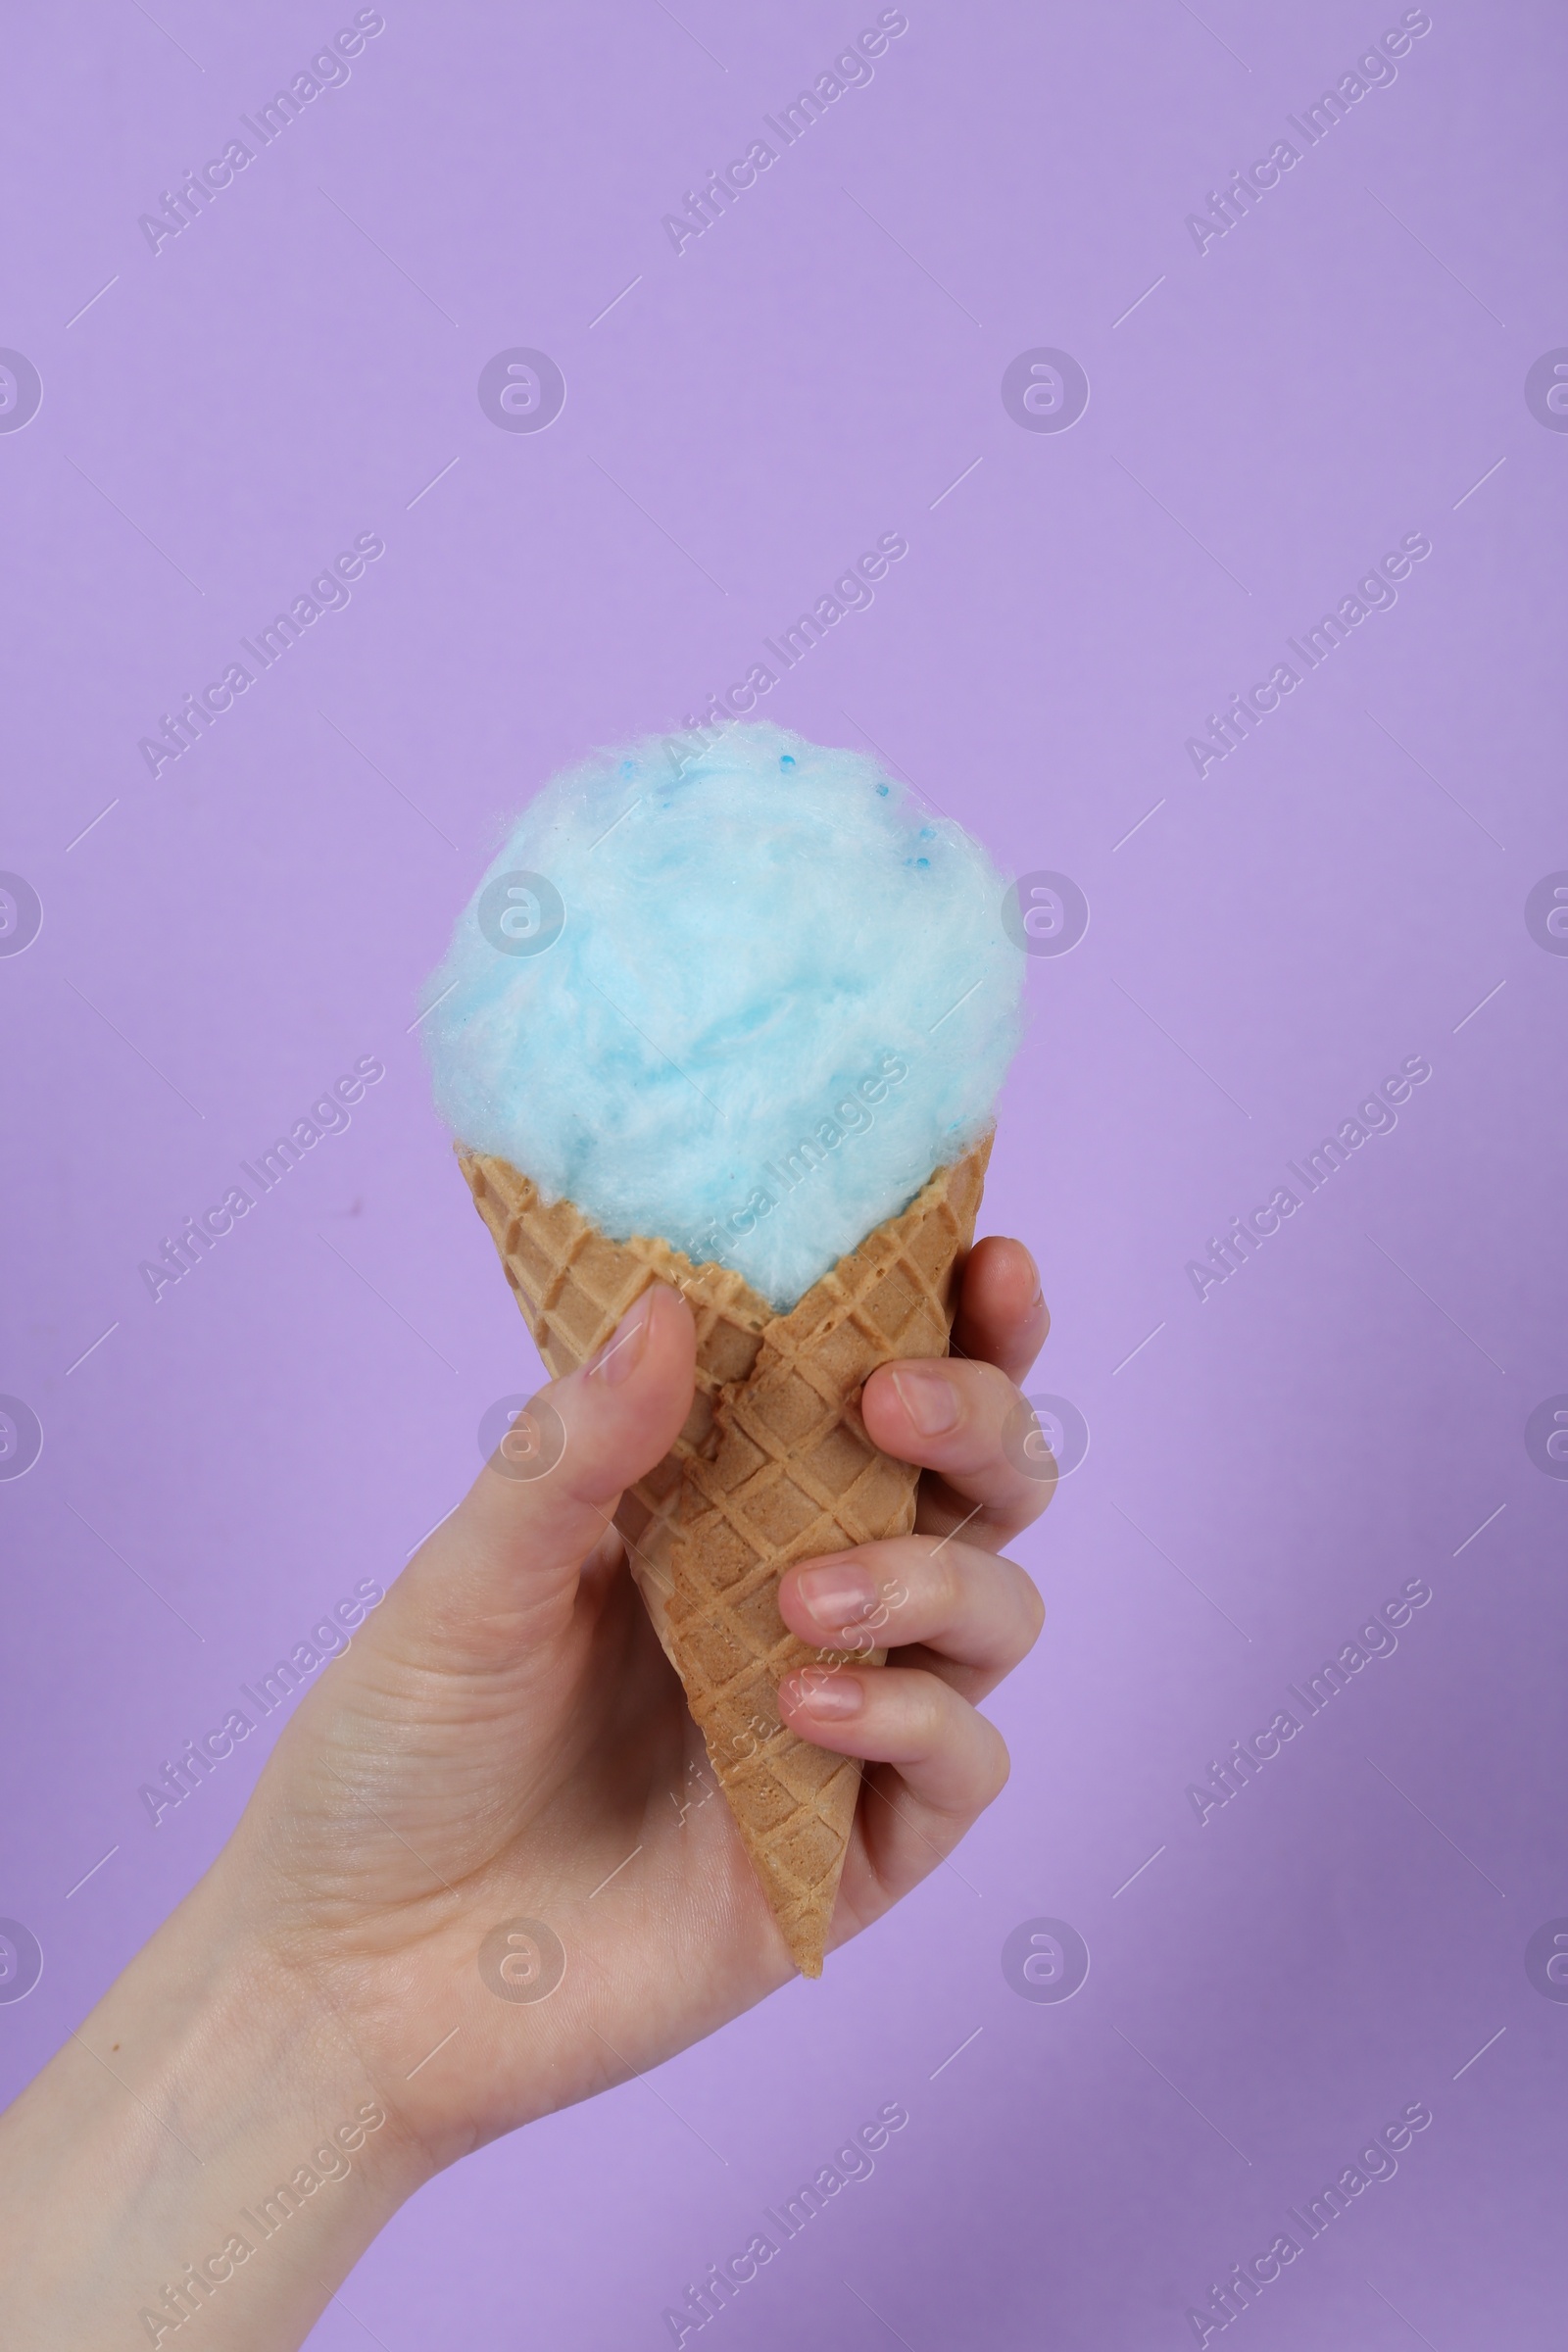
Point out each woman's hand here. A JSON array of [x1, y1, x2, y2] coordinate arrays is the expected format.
[[0, 1236, 1052, 2351], [231, 1234, 1051, 2155]]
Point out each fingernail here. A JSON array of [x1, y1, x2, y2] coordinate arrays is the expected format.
[[586, 1289, 655, 1387], [785, 1669, 865, 1721], [796, 1559, 879, 1630], [892, 1367, 960, 1435], [1021, 1248, 1044, 1309]]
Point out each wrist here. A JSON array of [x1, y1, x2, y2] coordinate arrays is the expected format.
[[0, 1855, 431, 2350]]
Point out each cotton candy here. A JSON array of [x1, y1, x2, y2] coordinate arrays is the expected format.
[[420, 722, 1024, 1307]]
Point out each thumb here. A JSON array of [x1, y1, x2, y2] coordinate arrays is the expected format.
[[383, 1283, 696, 1670]]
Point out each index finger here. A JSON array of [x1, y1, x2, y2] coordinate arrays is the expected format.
[[950, 1235, 1049, 1384]]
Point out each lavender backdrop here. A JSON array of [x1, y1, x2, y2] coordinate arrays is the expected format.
[[3, 3, 1565, 2343]]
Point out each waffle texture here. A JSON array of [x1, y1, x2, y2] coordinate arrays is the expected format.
[[459, 1133, 992, 1974]]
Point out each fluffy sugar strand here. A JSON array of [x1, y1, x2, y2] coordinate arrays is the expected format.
[[421, 722, 1024, 1306]]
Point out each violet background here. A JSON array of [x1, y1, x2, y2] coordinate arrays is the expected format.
[[3, 2, 1565, 2343]]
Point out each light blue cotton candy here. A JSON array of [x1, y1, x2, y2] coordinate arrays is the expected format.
[[420, 722, 1025, 1308]]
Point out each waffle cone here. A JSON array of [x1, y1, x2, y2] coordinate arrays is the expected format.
[[458, 1133, 992, 1975]]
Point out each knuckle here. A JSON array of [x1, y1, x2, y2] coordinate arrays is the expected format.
[[910, 1674, 955, 1751], [1016, 1464, 1057, 1524], [1013, 1563, 1047, 1649], [919, 1543, 964, 1621], [966, 1360, 1017, 1426], [978, 1722, 1011, 1805]]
